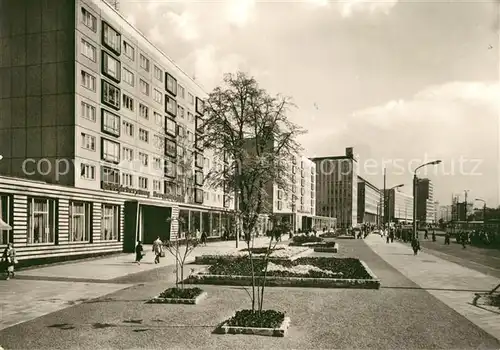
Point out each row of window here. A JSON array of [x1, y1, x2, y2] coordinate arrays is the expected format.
[[275, 200, 313, 212], [80, 6, 201, 110], [0, 195, 119, 246]]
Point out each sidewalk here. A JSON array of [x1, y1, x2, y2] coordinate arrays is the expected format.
[[364, 234, 500, 341], [0, 237, 271, 331]]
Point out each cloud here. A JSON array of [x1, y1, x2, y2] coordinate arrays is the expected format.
[[164, 10, 199, 41], [226, 0, 256, 27], [339, 0, 399, 18]]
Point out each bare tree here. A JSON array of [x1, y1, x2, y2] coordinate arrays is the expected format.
[[201, 71, 305, 314]]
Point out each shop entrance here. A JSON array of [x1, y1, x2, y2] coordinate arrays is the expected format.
[[142, 205, 172, 244]]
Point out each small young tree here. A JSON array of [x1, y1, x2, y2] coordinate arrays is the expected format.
[[165, 217, 200, 289], [201, 72, 304, 314]]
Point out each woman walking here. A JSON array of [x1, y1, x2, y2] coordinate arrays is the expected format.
[[135, 241, 144, 265], [2, 243, 17, 280]]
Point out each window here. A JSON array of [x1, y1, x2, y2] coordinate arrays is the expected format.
[[153, 134, 162, 149], [81, 38, 96, 61], [81, 101, 96, 122], [165, 117, 176, 137], [122, 173, 133, 187], [81, 7, 96, 32], [123, 41, 135, 60], [81, 70, 96, 91], [153, 89, 162, 104], [101, 166, 120, 185], [195, 170, 203, 186], [164, 159, 176, 178], [140, 79, 149, 96], [165, 138, 176, 158], [177, 124, 185, 138], [122, 67, 134, 86], [177, 145, 185, 159], [81, 133, 96, 151], [154, 65, 163, 81], [139, 103, 149, 119], [195, 152, 204, 168], [153, 180, 161, 192], [102, 21, 121, 55], [122, 93, 134, 111], [122, 147, 133, 161], [165, 72, 177, 96], [195, 134, 202, 150], [188, 92, 194, 105], [153, 157, 162, 170], [102, 80, 121, 110], [154, 112, 164, 127], [195, 189, 203, 204], [102, 51, 121, 82], [187, 112, 193, 122], [27, 197, 56, 244], [102, 109, 120, 137], [139, 176, 148, 189], [140, 53, 150, 71], [101, 138, 120, 163], [277, 201, 283, 210], [122, 120, 133, 137], [69, 201, 92, 242], [195, 97, 205, 115], [139, 152, 148, 166], [0, 195, 11, 245], [178, 84, 185, 99], [195, 116, 204, 133], [178, 105, 185, 119], [80, 163, 96, 180], [165, 95, 177, 117], [101, 204, 119, 241], [139, 128, 149, 142]]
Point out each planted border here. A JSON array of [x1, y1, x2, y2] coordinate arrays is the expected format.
[[147, 289, 207, 305], [194, 248, 311, 265], [218, 316, 291, 337], [185, 260, 380, 289]]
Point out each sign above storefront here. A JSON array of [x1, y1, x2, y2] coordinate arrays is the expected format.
[[101, 182, 150, 197], [152, 191, 184, 203]]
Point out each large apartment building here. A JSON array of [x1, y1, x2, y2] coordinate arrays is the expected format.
[[0, 0, 230, 264], [357, 176, 381, 225], [312, 147, 358, 228], [385, 189, 414, 223]]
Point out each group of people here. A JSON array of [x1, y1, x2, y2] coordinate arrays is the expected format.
[[379, 226, 421, 255]]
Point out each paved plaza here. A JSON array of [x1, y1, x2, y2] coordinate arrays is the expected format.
[[0, 236, 499, 349]]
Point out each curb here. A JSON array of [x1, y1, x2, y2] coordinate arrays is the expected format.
[[219, 317, 291, 337], [146, 291, 207, 305]]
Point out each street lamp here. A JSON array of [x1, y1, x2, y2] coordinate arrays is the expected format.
[[387, 184, 404, 225], [475, 198, 487, 226], [412, 160, 441, 239]]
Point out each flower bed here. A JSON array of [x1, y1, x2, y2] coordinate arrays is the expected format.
[[240, 247, 285, 254], [147, 287, 207, 304], [185, 257, 380, 289], [319, 232, 338, 238], [217, 310, 290, 337], [297, 241, 336, 247], [474, 292, 500, 312], [194, 246, 310, 264], [288, 235, 323, 246]]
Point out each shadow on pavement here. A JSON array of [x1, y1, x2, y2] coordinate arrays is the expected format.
[[382, 286, 493, 293]]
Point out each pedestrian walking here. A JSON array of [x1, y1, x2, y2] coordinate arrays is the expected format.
[[424, 229, 428, 240], [386, 230, 390, 244], [432, 229, 436, 242], [444, 232, 450, 245], [390, 230, 394, 243], [1, 243, 17, 280], [411, 238, 421, 255], [152, 236, 164, 264], [201, 231, 207, 246], [461, 232, 467, 249], [135, 241, 144, 265]]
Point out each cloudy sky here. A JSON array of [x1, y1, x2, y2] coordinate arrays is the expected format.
[[120, 0, 499, 207]]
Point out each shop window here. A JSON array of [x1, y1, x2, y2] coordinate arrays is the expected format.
[[27, 197, 57, 245], [210, 212, 220, 236], [69, 201, 92, 242], [101, 204, 120, 241], [0, 194, 12, 245]]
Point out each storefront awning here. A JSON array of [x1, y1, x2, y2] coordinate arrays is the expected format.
[[0, 218, 12, 230]]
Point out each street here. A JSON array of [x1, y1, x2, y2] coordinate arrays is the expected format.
[[0, 238, 499, 349]]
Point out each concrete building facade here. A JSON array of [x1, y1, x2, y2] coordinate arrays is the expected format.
[[0, 0, 231, 263], [386, 189, 414, 223], [416, 178, 435, 224], [357, 176, 381, 225], [312, 147, 358, 228]]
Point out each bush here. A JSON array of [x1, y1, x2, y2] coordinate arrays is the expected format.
[[290, 235, 322, 245], [226, 309, 285, 328], [159, 287, 203, 299]]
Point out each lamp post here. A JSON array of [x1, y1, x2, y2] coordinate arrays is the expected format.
[[475, 198, 486, 227], [412, 160, 441, 239]]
